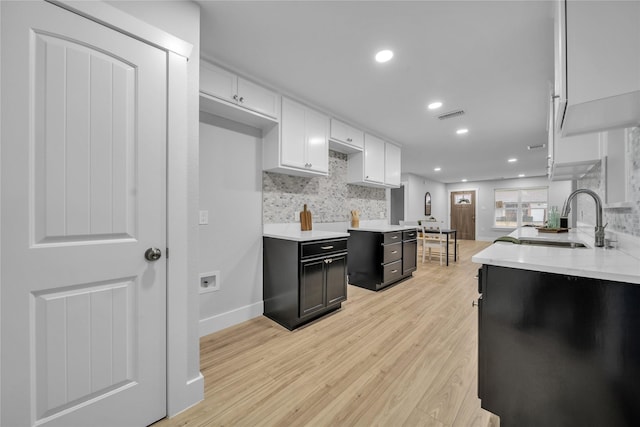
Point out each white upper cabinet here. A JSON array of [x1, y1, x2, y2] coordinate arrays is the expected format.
[[556, 0, 640, 136], [384, 143, 401, 187], [548, 96, 601, 181], [329, 118, 364, 153], [263, 97, 329, 177], [200, 61, 280, 120], [347, 133, 401, 188]]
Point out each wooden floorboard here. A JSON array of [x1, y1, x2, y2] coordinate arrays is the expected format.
[[154, 240, 499, 427]]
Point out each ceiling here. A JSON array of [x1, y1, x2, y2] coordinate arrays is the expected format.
[[197, 1, 555, 184]]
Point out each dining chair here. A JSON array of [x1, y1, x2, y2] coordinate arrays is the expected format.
[[420, 223, 444, 265]]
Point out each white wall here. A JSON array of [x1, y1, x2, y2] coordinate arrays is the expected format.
[[199, 113, 263, 336], [401, 173, 448, 224], [447, 177, 572, 241]]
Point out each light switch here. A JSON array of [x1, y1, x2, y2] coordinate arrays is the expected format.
[[199, 210, 209, 225]]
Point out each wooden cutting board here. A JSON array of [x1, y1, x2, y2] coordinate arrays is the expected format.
[[300, 204, 312, 231]]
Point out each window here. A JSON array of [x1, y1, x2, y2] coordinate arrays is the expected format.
[[494, 187, 548, 228]]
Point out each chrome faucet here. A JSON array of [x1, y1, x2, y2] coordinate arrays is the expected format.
[[561, 189, 606, 247]]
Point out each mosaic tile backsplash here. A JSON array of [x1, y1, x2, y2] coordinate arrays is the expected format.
[[578, 126, 640, 237], [263, 151, 387, 224]]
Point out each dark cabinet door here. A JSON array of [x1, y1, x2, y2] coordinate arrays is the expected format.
[[402, 240, 417, 274], [299, 259, 326, 318], [326, 255, 347, 305]]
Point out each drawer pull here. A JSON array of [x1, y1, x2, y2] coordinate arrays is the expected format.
[[391, 269, 398, 274], [391, 236, 398, 239], [321, 245, 334, 250], [391, 250, 398, 254]]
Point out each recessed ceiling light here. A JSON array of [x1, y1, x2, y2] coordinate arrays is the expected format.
[[462, 178, 468, 182], [456, 128, 469, 135], [434, 167, 441, 171], [518, 173, 525, 177], [508, 158, 518, 163], [428, 102, 443, 110], [375, 49, 393, 63]]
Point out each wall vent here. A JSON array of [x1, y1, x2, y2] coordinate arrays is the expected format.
[[437, 109, 465, 120]]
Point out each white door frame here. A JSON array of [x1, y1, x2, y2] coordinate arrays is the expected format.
[[0, 0, 203, 421]]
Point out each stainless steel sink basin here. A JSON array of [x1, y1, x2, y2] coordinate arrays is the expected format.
[[519, 239, 587, 248]]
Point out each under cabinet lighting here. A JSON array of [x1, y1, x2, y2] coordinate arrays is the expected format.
[[375, 50, 393, 63], [428, 102, 443, 110], [456, 128, 468, 135]]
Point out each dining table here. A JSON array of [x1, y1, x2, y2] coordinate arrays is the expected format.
[[422, 228, 457, 266]]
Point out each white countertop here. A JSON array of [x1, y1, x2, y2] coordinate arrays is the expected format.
[[263, 229, 349, 242], [472, 227, 640, 284], [348, 225, 419, 233]]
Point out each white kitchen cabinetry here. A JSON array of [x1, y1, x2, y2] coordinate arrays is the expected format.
[[329, 118, 364, 154], [548, 97, 601, 181], [384, 142, 401, 187], [200, 61, 280, 120], [347, 134, 401, 188], [555, 0, 640, 136], [263, 97, 329, 177]]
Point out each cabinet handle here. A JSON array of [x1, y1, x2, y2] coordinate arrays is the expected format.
[[324, 258, 333, 264], [347, 137, 352, 142], [233, 94, 238, 101], [239, 96, 244, 103], [472, 300, 479, 307], [321, 246, 334, 250], [391, 250, 398, 254], [391, 236, 398, 239], [391, 269, 398, 274]]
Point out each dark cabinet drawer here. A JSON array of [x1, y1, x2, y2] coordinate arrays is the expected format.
[[383, 231, 402, 244], [403, 229, 418, 240], [382, 242, 402, 264], [382, 260, 402, 284], [301, 238, 347, 258]]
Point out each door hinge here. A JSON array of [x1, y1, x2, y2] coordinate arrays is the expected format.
[[166, 248, 169, 259]]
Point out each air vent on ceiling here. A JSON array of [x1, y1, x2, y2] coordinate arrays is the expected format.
[[527, 143, 547, 150], [437, 109, 465, 120]]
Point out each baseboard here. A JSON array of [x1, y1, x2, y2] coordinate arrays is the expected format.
[[199, 301, 264, 337], [167, 373, 204, 417]]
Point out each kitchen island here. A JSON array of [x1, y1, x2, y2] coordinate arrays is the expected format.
[[347, 225, 418, 291], [263, 228, 350, 330], [472, 228, 640, 427]]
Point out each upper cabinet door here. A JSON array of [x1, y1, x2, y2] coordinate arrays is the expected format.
[[200, 62, 237, 103], [305, 108, 329, 174], [363, 134, 385, 183], [330, 119, 364, 149], [280, 97, 307, 170], [237, 77, 280, 119], [384, 143, 401, 187]]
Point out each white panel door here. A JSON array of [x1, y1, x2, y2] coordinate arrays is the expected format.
[[1, 2, 167, 426]]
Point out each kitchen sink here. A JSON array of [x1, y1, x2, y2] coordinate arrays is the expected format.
[[519, 239, 587, 249]]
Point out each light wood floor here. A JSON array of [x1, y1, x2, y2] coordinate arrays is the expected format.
[[155, 240, 499, 427]]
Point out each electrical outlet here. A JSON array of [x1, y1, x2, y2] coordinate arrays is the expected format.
[[199, 271, 220, 293], [379, 211, 385, 219], [294, 211, 299, 222]]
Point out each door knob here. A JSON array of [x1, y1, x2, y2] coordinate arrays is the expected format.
[[144, 247, 162, 261]]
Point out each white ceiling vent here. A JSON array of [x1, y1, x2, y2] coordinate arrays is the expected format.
[[437, 109, 465, 120]]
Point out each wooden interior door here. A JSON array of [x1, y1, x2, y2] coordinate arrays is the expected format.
[[450, 191, 476, 240], [1, 1, 167, 425]]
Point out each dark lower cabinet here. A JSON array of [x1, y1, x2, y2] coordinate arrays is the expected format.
[[477, 264, 640, 427], [348, 229, 417, 291], [264, 236, 347, 330]]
